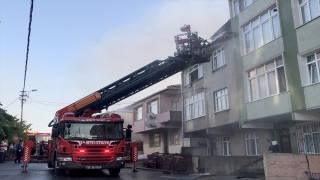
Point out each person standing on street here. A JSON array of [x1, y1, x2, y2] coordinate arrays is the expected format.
[[38, 140, 45, 160], [14, 140, 23, 163], [0, 140, 5, 163]]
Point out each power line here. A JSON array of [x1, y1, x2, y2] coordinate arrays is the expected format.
[[3, 98, 19, 109], [20, 0, 34, 122], [28, 99, 69, 105], [26, 101, 54, 113], [22, 0, 34, 92], [27, 99, 66, 106], [27, 87, 205, 108]]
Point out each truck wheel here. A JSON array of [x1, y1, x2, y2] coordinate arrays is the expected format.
[[47, 162, 53, 168], [109, 168, 120, 176]]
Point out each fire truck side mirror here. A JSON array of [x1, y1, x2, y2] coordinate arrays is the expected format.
[[52, 128, 59, 138]]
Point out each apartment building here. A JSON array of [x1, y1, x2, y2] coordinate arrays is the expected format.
[[132, 85, 185, 155], [182, 0, 320, 161]]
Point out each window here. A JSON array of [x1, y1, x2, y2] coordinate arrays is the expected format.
[[244, 0, 257, 9], [243, 6, 281, 54], [223, 137, 231, 156], [233, 0, 240, 16], [299, 0, 320, 25], [184, 92, 205, 120], [211, 47, 225, 70], [306, 52, 320, 84], [184, 64, 203, 85], [149, 133, 161, 147], [135, 106, 142, 120], [214, 88, 229, 112], [245, 132, 260, 156], [248, 59, 287, 101], [296, 122, 320, 154], [171, 101, 178, 111], [149, 100, 158, 114], [169, 130, 180, 145]]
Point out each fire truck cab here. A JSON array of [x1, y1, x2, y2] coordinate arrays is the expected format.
[[48, 112, 134, 176]]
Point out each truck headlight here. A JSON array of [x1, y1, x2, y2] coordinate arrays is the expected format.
[[116, 157, 123, 161], [58, 157, 72, 161]]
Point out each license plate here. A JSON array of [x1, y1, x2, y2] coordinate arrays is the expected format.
[[86, 166, 102, 169]]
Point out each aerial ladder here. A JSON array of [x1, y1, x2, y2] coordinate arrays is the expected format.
[[21, 25, 211, 176]]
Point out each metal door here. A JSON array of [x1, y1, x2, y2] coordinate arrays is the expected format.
[[279, 129, 292, 153]]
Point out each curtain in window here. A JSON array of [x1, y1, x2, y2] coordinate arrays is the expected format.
[[258, 76, 267, 98], [268, 71, 277, 95], [301, 4, 311, 24], [277, 67, 287, 92]]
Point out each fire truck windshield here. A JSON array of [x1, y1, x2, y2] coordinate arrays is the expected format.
[[62, 122, 123, 140]]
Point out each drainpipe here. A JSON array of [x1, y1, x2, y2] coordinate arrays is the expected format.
[[181, 85, 184, 147]]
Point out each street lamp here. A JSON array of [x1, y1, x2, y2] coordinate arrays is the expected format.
[[19, 89, 37, 122]]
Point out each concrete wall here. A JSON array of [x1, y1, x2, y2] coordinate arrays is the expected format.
[[296, 17, 320, 53], [264, 153, 320, 180], [184, 116, 207, 132], [213, 129, 272, 156], [202, 156, 262, 175], [246, 92, 292, 120], [204, 20, 241, 128], [242, 37, 284, 71], [304, 83, 320, 109], [132, 87, 182, 132], [159, 93, 181, 113], [278, 0, 306, 112]]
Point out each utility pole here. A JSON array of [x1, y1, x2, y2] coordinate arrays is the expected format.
[[19, 89, 37, 122]]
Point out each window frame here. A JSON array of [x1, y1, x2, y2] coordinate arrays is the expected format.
[[211, 47, 226, 71], [247, 58, 287, 102], [233, 0, 240, 17], [244, 0, 257, 9], [306, 52, 320, 85], [184, 64, 204, 86], [149, 133, 161, 147], [242, 5, 281, 54], [298, 0, 320, 25], [135, 106, 142, 121], [222, 136, 231, 156], [245, 132, 260, 156], [184, 92, 205, 121], [171, 101, 178, 111], [296, 122, 320, 154], [149, 100, 158, 115], [214, 88, 229, 112], [169, 130, 180, 145]]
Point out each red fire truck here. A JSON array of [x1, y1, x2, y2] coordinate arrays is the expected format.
[[46, 93, 138, 176], [21, 25, 209, 176]]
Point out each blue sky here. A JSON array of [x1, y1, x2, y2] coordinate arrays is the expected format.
[[0, 0, 229, 132]]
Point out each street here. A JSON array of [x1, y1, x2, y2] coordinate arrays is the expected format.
[[0, 161, 197, 180], [0, 161, 265, 180]]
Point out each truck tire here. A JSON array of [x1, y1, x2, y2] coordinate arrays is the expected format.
[[47, 162, 53, 168], [109, 168, 120, 176]]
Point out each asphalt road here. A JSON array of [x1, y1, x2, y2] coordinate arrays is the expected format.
[[0, 161, 202, 180], [0, 161, 266, 180]]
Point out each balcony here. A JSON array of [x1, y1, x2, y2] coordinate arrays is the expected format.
[[133, 111, 182, 133]]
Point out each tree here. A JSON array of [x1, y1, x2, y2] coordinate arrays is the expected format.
[[0, 102, 31, 141]]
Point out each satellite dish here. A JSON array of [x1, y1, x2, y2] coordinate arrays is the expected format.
[[145, 120, 157, 128], [145, 112, 156, 120]]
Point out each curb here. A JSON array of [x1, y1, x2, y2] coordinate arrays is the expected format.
[[124, 166, 164, 172]]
